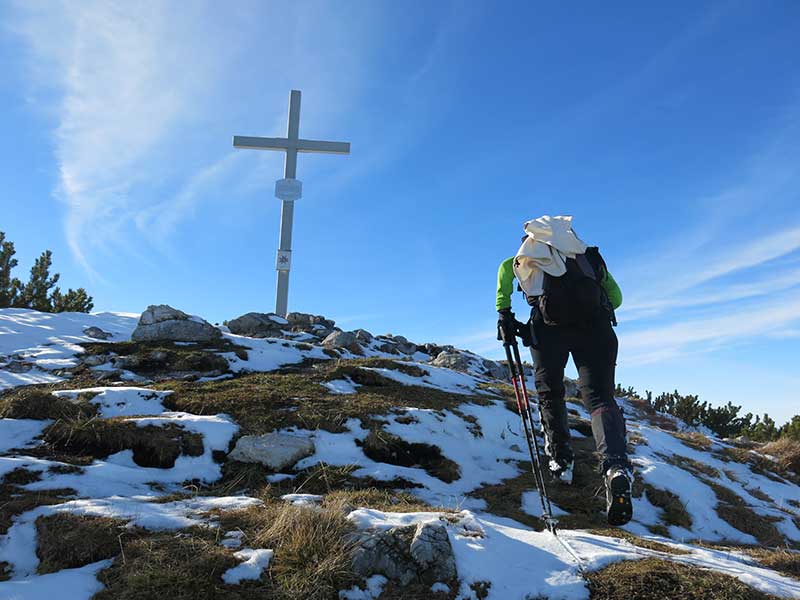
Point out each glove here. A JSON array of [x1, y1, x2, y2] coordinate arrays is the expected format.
[[517, 319, 534, 347], [497, 309, 517, 344]]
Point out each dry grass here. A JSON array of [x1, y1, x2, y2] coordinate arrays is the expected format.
[[644, 484, 693, 529], [158, 358, 494, 437], [663, 453, 721, 478], [322, 488, 437, 514], [43, 418, 204, 468], [251, 502, 358, 599], [587, 557, 779, 599], [360, 430, 461, 483], [0, 487, 77, 535], [701, 478, 786, 546], [760, 438, 800, 474], [0, 388, 96, 421], [715, 448, 792, 484], [35, 513, 128, 573], [588, 528, 690, 555], [95, 526, 248, 599], [745, 547, 800, 579], [673, 431, 713, 451]]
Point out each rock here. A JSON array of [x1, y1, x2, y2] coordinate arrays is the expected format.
[[132, 305, 221, 343], [5, 361, 33, 373], [482, 359, 508, 381], [432, 351, 472, 372], [322, 330, 362, 354], [409, 522, 456, 582], [228, 432, 315, 470], [391, 336, 417, 355], [564, 377, 580, 398], [83, 326, 113, 340], [354, 329, 374, 343], [352, 526, 418, 586], [82, 354, 109, 367], [227, 312, 287, 338], [286, 312, 335, 335], [351, 521, 457, 586], [377, 343, 400, 355]]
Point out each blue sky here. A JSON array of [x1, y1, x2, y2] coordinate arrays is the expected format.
[[2, 1, 799, 423]]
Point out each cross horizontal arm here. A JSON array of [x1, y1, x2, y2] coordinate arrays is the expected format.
[[296, 139, 350, 154], [233, 135, 292, 151], [234, 135, 350, 155]]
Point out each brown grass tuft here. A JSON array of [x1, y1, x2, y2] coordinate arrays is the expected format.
[[587, 557, 778, 599], [760, 438, 800, 475], [35, 513, 127, 573], [644, 484, 693, 529], [673, 431, 713, 451], [360, 430, 461, 483], [0, 388, 96, 421], [43, 418, 204, 468], [252, 502, 358, 600]]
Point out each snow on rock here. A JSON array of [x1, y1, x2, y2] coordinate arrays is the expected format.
[[222, 548, 274, 584], [52, 386, 171, 417], [0, 308, 138, 390], [229, 432, 315, 470]]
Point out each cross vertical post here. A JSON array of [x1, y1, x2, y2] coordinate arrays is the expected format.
[[233, 90, 350, 317]]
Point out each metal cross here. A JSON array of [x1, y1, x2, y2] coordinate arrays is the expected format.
[[233, 90, 350, 317]]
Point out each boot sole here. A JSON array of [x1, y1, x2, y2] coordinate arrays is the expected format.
[[606, 474, 633, 526]]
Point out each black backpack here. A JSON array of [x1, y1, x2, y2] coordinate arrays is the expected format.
[[523, 246, 616, 327]]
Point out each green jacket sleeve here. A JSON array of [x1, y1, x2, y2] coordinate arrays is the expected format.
[[602, 271, 623, 310], [496, 257, 516, 311]]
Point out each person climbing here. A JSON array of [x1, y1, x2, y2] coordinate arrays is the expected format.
[[496, 215, 633, 526]]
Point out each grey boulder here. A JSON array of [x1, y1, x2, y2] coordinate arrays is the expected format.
[[132, 305, 221, 343], [228, 432, 315, 470], [351, 521, 456, 586], [227, 312, 288, 338], [409, 522, 457, 582]]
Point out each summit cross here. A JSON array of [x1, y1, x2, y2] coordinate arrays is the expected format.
[[233, 89, 350, 317]]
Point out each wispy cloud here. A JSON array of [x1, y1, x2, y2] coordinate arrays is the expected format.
[[10, 0, 242, 272]]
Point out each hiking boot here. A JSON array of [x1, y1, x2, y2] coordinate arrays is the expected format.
[[548, 458, 574, 484], [605, 465, 633, 526]]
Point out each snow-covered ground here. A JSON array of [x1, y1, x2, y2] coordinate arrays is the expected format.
[[1, 308, 799, 599]]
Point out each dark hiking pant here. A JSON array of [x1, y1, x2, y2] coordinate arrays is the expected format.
[[528, 315, 628, 472]]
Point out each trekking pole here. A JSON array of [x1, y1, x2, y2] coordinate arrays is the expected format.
[[502, 333, 558, 534]]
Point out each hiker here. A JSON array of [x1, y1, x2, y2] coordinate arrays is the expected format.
[[496, 215, 632, 526]]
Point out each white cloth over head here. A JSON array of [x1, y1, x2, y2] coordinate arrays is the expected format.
[[513, 215, 588, 297]]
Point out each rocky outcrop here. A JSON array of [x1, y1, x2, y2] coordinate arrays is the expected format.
[[286, 313, 335, 336], [352, 521, 456, 586], [226, 312, 288, 338], [228, 432, 315, 470], [132, 305, 221, 343]]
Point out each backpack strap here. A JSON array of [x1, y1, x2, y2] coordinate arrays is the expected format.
[[575, 253, 597, 280]]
